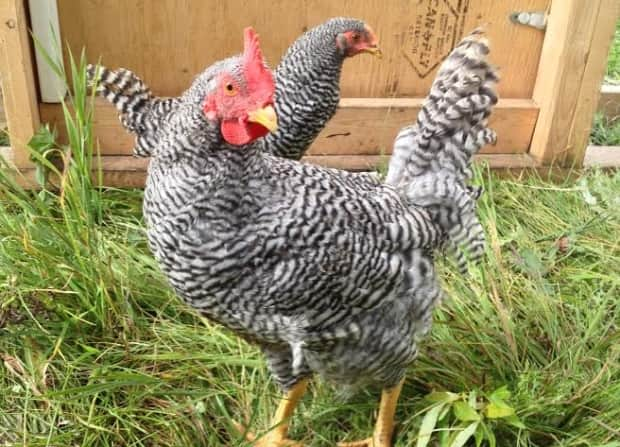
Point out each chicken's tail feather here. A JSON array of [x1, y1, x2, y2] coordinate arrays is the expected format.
[[86, 64, 176, 157], [386, 29, 498, 272]]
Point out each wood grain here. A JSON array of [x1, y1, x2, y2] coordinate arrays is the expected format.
[[56, 0, 549, 99], [565, 0, 620, 166], [597, 85, 620, 119], [583, 146, 620, 168], [39, 98, 539, 156], [529, 0, 620, 166], [0, 0, 40, 168]]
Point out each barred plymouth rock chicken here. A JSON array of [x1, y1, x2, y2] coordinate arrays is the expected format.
[[263, 17, 380, 159], [87, 17, 380, 160], [89, 26, 497, 447]]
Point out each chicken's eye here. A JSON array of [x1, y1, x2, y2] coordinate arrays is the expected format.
[[351, 32, 360, 43], [224, 83, 237, 96]]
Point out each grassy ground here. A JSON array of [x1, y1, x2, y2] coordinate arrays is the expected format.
[[590, 19, 619, 146], [0, 46, 619, 447], [1, 162, 618, 447], [605, 19, 620, 82], [590, 113, 620, 146]]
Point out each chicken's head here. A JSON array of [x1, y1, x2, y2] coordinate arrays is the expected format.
[[334, 20, 381, 58], [202, 28, 277, 146]]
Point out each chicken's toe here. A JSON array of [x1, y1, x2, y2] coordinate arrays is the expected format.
[[232, 420, 304, 447], [338, 436, 392, 447]]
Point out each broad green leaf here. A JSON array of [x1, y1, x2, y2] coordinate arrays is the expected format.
[[453, 401, 480, 422], [416, 404, 444, 447], [489, 385, 511, 401], [504, 414, 526, 429], [427, 391, 459, 403], [485, 400, 515, 419], [450, 422, 479, 447]]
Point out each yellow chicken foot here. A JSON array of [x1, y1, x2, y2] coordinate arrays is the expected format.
[[338, 379, 405, 447], [232, 378, 309, 447]]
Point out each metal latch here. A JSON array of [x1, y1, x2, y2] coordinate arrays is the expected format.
[[509, 11, 547, 30]]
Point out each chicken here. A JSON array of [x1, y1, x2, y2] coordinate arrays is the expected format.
[[263, 17, 380, 160], [87, 17, 380, 160], [90, 26, 497, 447]]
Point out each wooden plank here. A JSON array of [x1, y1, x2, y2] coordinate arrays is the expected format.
[[0, 145, 15, 169], [529, 0, 619, 166], [598, 85, 620, 119], [583, 145, 620, 168], [1, 146, 39, 188], [564, 1, 620, 166], [22, 149, 620, 188], [39, 98, 539, 156], [56, 0, 549, 99], [597, 85, 620, 120], [0, 0, 40, 168]]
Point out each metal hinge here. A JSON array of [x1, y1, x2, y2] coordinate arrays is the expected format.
[[509, 11, 547, 30]]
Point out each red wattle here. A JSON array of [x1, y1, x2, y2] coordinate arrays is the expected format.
[[221, 119, 269, 146]]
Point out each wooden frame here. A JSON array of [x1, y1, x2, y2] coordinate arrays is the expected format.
[[529, 0, 619, 166], [0, 0, 39, 169], [1, 0, 618, 188], [598, 85, 620, 119]]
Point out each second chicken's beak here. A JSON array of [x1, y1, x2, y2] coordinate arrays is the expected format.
[[362, 25, 382, 58], [362, 46, 383, 58], [248, 105, 278, 133]]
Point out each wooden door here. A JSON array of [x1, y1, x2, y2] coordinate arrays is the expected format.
[[30, 0, 616, 181]]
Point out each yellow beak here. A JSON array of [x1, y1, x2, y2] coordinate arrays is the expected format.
[[362, 46, 383, 58], [248, 105, 278, 133]]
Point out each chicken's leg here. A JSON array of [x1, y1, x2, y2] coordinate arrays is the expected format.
[[338, 379, 405, 447], [233, 378, 309, 447]]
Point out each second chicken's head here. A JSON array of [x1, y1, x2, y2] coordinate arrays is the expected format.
[[331, 18, 381, 58]]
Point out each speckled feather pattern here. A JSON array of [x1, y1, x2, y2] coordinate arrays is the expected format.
[[85, 64, 179, 157], [262, 17, 369, 160], [387, 29, 498, 272], [88, 29, 498, 392]]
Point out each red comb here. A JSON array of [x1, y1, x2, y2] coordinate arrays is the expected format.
[[243, 27, 263, 66], [242, 27, 275, 103]]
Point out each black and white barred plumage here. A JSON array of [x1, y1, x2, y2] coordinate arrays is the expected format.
[[88, 29, 497, 395], [386, 29, 498, 272], [88, 18, 368, 161], [263, 17, 371, 160], [86, 64, 179, 157]]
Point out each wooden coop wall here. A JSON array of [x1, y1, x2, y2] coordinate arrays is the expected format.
[[1, 0, 618, 187]]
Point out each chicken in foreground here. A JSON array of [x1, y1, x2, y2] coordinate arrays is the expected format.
[[87, 17, 380, 160], [89, 26, 497, 447]]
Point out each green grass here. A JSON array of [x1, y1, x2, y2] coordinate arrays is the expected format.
[[605, 19, 620, 82], [0, 132, 9, 147], [590, 113, 620, 146], [590, 20, 620, 145], [2, 157, 618, 447], [0, 52, 619, 447]]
